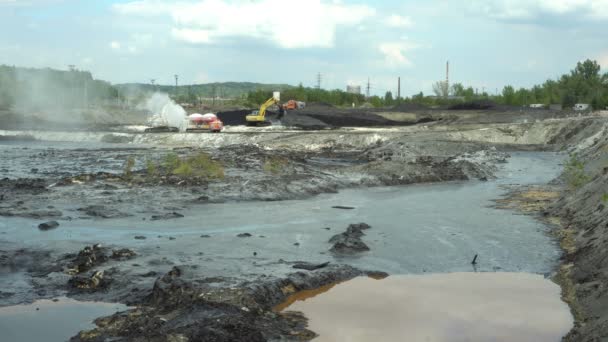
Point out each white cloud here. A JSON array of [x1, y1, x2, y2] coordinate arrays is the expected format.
[[386, 15, 413, 28], [171, 28, 210, 44], [109, 41, 121, 50], [474, 0, 608, 20], [114, 0, 376, 49], [378, 42, 417, 67]]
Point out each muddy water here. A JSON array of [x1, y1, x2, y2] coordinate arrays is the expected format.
[[0, 152, 564, 286], [0, 298, 127, 341], [283, 273, 573, 342]]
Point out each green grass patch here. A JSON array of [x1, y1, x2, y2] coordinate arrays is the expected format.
[[263, 156, 289, 175], [564, 153, 590, 190], [123, 156, 135, 180], [170, 152, 224, 179]]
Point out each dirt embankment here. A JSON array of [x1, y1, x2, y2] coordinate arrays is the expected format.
[[495, 117, 608, 341], [545, 119, 608, 341]]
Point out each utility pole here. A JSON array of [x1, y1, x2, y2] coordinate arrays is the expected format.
[[174, 74, 179, 96], [397, 77, 401, 99], [316, 72, 322, 89], [445, 60, 450, 99], [366, 78, 371, 98], [83, 79, 88, 109]]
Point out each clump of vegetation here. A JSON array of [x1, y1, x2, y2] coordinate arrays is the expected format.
[[145, 159, 157, 177], [263, 156, 289, 175], [163, 153, 181, 171], [564, 154, 590, 190], [123, 156, 135, 180], [166, 152, 224, 179], [601, 193, 608, 204]]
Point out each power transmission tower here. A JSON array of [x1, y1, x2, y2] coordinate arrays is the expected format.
[[316, 73, 322, 89], [366, 78, 371, 98]]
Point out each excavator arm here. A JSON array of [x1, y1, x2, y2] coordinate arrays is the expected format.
[[246, 95, 280, 126], [257, 97, 279, 119]]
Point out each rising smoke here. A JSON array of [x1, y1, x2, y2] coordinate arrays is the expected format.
[[142, 92, 187, 131]]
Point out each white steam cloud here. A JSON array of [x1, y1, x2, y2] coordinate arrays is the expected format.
[[142, 92, 187, 131]]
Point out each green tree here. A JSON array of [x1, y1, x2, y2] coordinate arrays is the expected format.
[[502, 86, 516, 105], [384, 91, 394, 106]]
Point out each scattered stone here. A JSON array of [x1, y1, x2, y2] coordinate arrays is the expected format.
[[293, 243, 300, 246], [69, 270, 107, 290], [77, 205, 129, 219], [150, 212, 184, 221], [332, 206, 355, 210], [237, 233, 252, 238], [292, 261, 330, 271], [168, 237, 176, 240], [140, 271, 157, 277], [134, 235, 147, 240], [329, 223, 372, 254], [200, 234, 211, 238], [38, 221, 59, 231], [66, 244, 109, 275], [111, 249, 136, 260]]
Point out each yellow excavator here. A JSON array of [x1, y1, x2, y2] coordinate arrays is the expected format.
[[246, 92, 281, 126]]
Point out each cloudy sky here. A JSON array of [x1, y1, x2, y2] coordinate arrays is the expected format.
[[1, 0, 607, 96]]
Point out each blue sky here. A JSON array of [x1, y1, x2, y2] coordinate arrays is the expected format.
[[1, 0, 607, 96]]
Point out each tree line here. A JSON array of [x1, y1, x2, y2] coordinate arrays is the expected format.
[[246, 59, 607, 110], [434, 59, 608, 109], [0, 65, 120, 111]]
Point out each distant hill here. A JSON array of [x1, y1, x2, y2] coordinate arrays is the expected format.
[[115, 82, 294, 99]]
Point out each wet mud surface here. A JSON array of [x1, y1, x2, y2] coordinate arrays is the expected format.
[[0, 120, 578, 341]]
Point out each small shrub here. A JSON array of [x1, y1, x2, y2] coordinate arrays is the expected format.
[[602, 193, 608, 204], [163, 153, 181, 171], [263, 156, 288, 175], [123, 156, 135, 179], [186, 153, 225, 179], [173, 162, 193, 177], [564, 153, 590, 190], [168, 152, 225, 179], [145, 159, 157, 177]]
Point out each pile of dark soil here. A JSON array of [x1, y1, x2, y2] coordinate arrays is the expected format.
[[448, 100, 497, 110], [216, 109, 252, 126]]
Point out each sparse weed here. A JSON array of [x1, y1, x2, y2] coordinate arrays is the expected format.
[[146, 159, 157, 177], [173, 162, 194, 177], [123, 156, 135, 180], [263, 156, 289, 175], [564, 153, 590, 190], [163, 153, 181, 171]]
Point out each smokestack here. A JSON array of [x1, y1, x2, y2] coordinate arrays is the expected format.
[[398, 77, 401, 99], [446, 61, 449, 98]]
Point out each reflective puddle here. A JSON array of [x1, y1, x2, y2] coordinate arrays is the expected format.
[[0, 298, 127, 342], [281, 273, 573, 342]]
